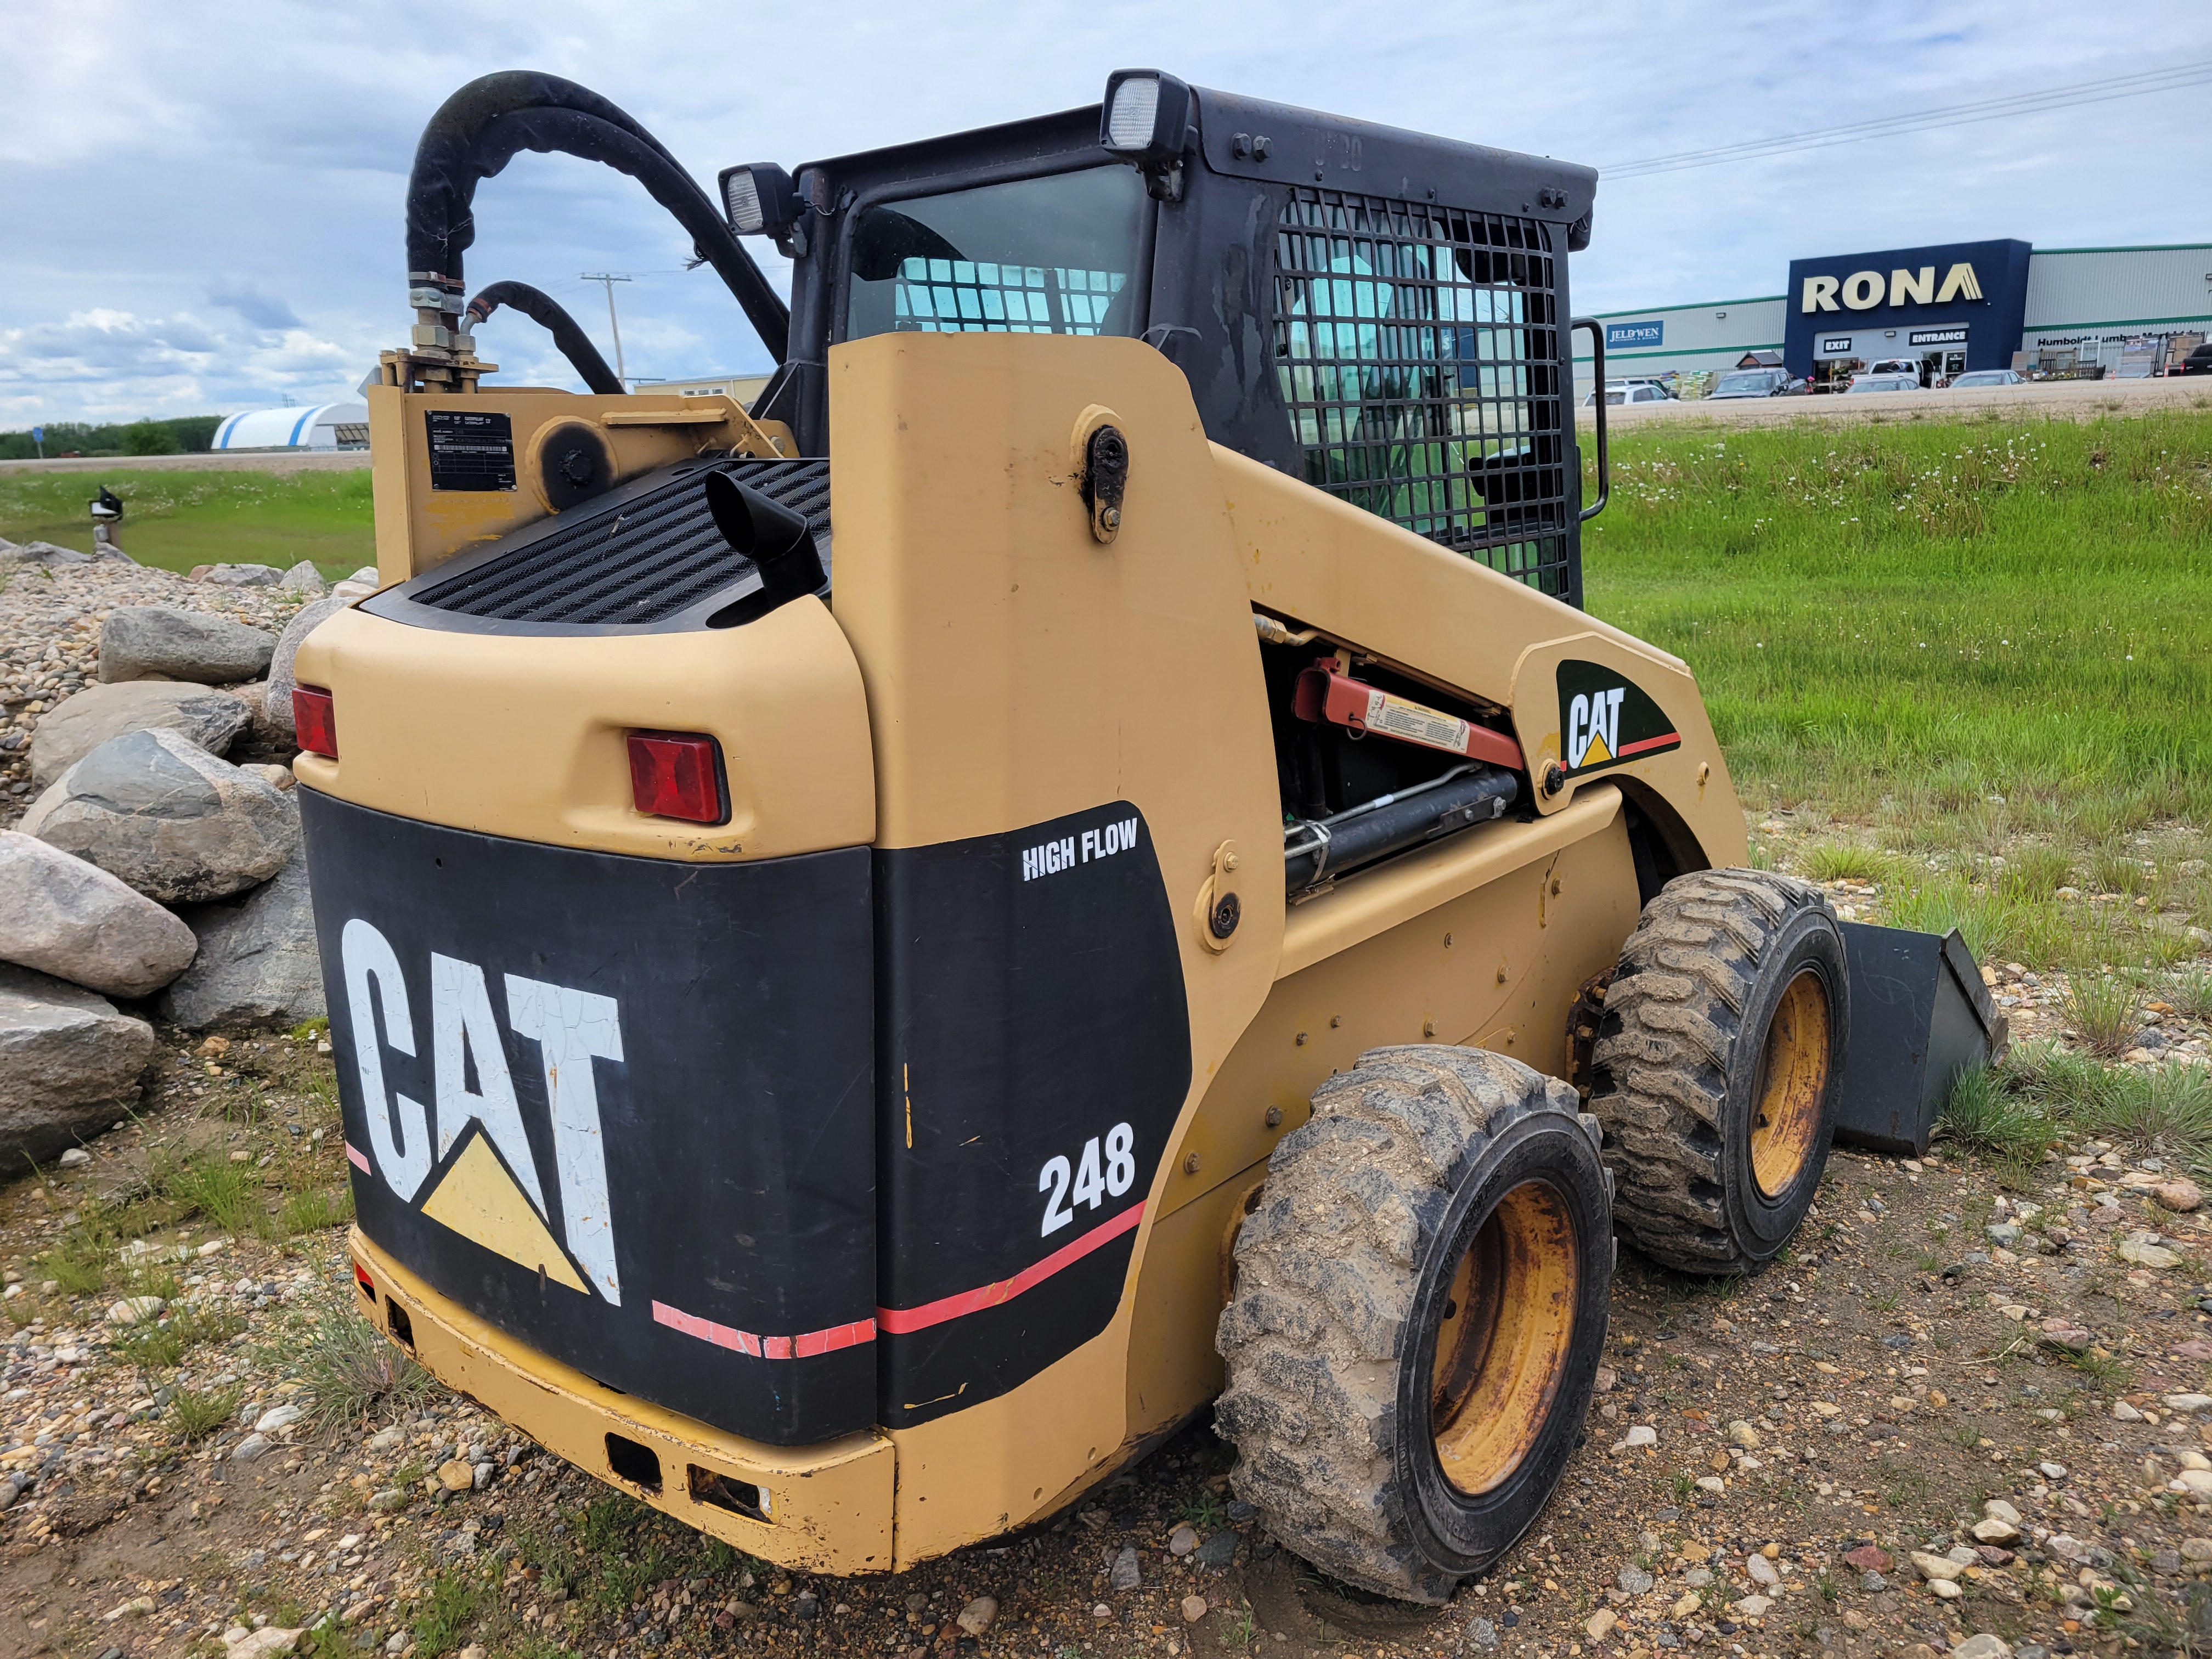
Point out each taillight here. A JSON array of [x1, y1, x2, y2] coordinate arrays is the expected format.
[[295, 686, 338, 758], [627, 731, 728, 825]]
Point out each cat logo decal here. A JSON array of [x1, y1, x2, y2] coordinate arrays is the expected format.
[[338, 918, 625, 1303], [1556, 660, 1680, 778]]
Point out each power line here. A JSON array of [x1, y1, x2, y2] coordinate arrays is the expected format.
[[1600, 59, 2212, 180]]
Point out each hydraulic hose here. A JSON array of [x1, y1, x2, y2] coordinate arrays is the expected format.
[[466, 282, 624, 396], [405, 72, 789, 362]]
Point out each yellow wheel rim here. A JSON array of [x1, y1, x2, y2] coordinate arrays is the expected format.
[[1429, 1181, 1579, 1497], [1750, 969, 1831, 1199]]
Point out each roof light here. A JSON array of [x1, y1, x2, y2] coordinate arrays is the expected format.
[[294, 686, 337, 759], [1099, 70, 1195, 199], [1105, 75, 1161, 151], [628, 731, 728, 825], [717, 162, 797, 236]]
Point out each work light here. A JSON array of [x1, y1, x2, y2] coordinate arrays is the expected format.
[[1099, 69, 1195, 193], [718, 162, 797, 236]]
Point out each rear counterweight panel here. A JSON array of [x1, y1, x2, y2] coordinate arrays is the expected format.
[[302, 789, 876, 1446]]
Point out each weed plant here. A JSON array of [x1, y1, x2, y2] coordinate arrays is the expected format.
[[291, 1304, 435, 1429], [156, 1146, 276, 1239], [168, 1385, 242, 1442], [2063, 972, 2145, 1057], [2170, 963, 2212, 1023], [1802, 843, 1892, 884], [118, 1303, 246, 1373], [1967, 1043, 2212, 1173]]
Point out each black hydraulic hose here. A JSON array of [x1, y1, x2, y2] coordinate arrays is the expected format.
[[466, 282, 624, 396], [1283, 769, 1521, 892], [405, 72, 789, 362]]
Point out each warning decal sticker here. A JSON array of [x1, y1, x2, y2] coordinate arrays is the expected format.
[[1556, 658, 1681, 778]]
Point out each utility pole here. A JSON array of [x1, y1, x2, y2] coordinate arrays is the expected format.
[[579, 273, 634, 385]]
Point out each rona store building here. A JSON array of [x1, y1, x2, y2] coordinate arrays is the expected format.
[[1573, 238, 2212, 391]]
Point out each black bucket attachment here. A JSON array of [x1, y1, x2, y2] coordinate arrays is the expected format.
[[1831, 922, 2006, 1156]]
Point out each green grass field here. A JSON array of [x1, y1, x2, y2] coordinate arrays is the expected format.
[[0, 469, 374, 582], [1583, 408, 2212, 829], [1579, 404, 2212, 992]]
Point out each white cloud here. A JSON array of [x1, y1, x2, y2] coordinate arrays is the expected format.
[[3, 0, 2209, 421]]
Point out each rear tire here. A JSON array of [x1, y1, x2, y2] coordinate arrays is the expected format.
[[1588, 869, 1848, 1274], [1215, 1046, 1613, 1604]]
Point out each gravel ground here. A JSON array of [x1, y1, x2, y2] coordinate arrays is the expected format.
[[0, 558, 308, 824], [1, 1039, 2208, 1659]]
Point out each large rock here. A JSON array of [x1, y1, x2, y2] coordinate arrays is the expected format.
[[21, 729, 300, 904], [156, 857, 323, 1031], [0, 964, 155, 1171], [197, 564, 284, 588], [30, 680, 252, 786], [2, 540, 93, 567], [276, 561, 326, 597], [98, 607, 276, 686], [0, 832, 197, 997], [262, 594, 349, 743]]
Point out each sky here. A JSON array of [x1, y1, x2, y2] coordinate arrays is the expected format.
[[4, 0, 2209, 425]]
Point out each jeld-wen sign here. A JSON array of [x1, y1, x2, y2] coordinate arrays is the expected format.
[[1782, 238, 2030, 379]]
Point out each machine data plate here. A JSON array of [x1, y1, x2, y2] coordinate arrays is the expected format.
[[425, 409, 516, 492]]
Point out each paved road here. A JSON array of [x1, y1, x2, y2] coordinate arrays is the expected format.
[[1577, 373, 2211, 429], [0, 449, 373, 477]]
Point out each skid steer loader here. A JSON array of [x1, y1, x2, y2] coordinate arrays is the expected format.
[[302, 69, 1994, 1602]]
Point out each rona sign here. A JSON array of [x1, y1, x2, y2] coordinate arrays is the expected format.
[[1783, 238, 2030, 380]]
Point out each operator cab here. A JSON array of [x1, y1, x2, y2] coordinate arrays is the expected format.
[[733, 71, 1598, 608]]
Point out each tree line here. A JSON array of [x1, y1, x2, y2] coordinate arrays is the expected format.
[[0, 416, 224, 460]]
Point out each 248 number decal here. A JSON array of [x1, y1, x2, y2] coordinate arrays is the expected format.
[[1039, 1123, 1136, 1237]]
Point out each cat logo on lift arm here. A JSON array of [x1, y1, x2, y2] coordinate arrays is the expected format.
[[1556, 659, 1681, 779]]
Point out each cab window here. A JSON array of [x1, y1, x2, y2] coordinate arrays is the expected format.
[[844, 166, 1149, 342]]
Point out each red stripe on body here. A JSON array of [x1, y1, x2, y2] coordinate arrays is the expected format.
[[877, 1203, 1147, 1336], [1614, 732, 1681, 759], [650, 1300, 876, 1361], [345, 1141, 371, 1173]]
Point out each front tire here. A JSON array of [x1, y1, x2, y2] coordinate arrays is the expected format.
[[1589, 869, 1849, 1274], [1215, 1046, 1613, 1604]]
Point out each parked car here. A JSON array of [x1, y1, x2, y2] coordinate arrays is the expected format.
[[2179, 343, 2212, 377], [1584, 381, 1675, 407], [1708, 368, 1797, 399], [1946, 369, 2024, 388], [1867, 358, 1921, 379], [1845, 373, 1923, 393]]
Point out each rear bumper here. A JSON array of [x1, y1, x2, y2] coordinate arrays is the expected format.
[[348, 1228, 895, 1576]]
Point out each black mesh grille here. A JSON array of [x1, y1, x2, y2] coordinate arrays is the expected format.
[[413, 459, 830, 626], [1274, 189, 1571, 598]]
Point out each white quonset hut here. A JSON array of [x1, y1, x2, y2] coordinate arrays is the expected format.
[[211, 403, 370, 451], [1575, 241, 2212, 393]]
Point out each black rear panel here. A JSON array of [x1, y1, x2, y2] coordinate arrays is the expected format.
[[874, 803, 1191, 1428], [303, 790, 875, 1446], [375, 458, 828, 633]]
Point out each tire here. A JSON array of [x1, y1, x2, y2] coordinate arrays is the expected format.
[[1215, 1046, 1614, 1604], [1588, 869, 1849, 1276]]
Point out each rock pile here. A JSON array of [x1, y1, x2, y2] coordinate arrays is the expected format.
[[0, 555, 358, 1167]]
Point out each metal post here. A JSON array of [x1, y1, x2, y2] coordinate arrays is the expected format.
[[580, 273, 634, 385]]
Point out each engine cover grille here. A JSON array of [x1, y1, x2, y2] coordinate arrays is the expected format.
[[399, 458, 829, 630]]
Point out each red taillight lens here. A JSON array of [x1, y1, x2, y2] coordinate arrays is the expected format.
[[628, 731, 727, 824], [295, 686, 338, 758]]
